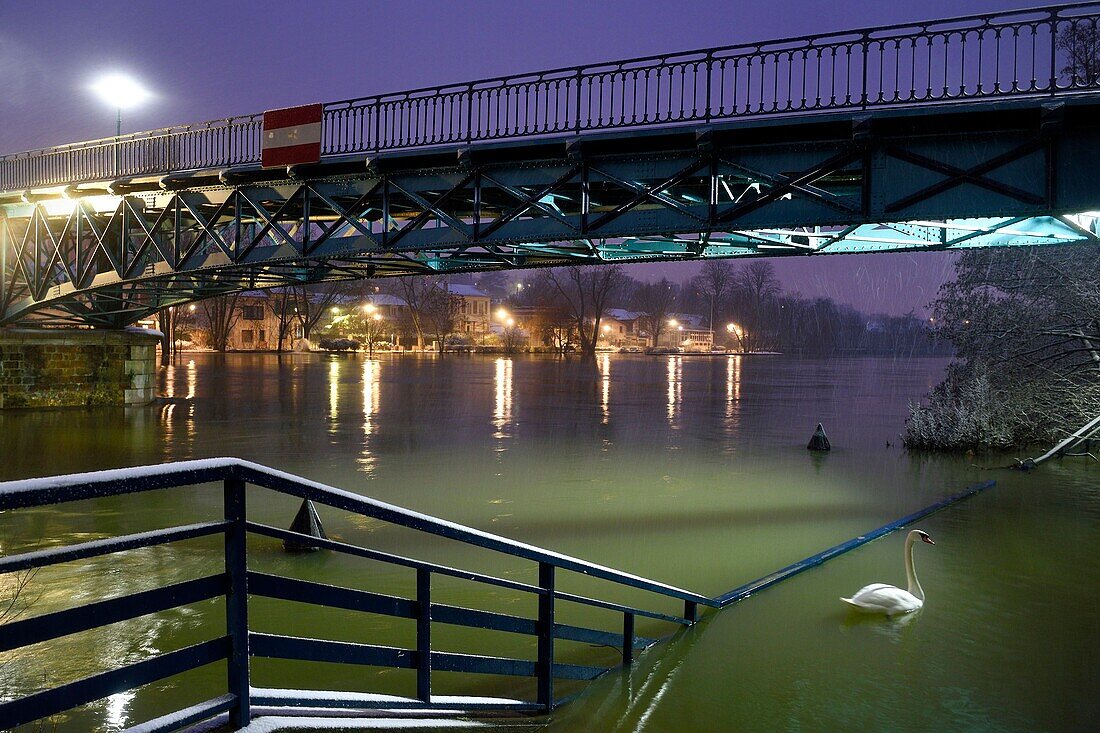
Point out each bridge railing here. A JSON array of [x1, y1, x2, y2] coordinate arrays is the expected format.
[[0, 458, 712, 732], [2, 3, 1100, 192]]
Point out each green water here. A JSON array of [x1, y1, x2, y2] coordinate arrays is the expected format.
[[0, 354, 1097, 732]]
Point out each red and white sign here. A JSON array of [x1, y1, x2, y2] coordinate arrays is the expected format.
[[261, 103, 323, 168]]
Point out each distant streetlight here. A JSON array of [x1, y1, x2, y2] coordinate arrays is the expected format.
[[363, 303, 376, 314], [668, 318, 679, 328], [496, 308, 510, 321], [91, 74, 151, 137]]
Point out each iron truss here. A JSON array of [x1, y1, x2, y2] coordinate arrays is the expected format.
[[3, 100, 1100, 326]]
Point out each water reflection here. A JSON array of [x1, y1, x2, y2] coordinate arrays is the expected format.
[[725, 355, 742, 439], [328, 359, 341, 430], [359, 359, 380, 475], [493, 358, 513, 445], [666, 356, 682, 425], [599, 353, 611, 425]]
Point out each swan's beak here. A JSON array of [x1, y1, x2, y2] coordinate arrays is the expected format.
[[921, 535, 936, 545]]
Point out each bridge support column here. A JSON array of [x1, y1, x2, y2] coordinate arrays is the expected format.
[[0, 328, 161, 409]]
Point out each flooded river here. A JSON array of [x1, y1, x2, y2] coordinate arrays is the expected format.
[[0, 353, 1096, 732]]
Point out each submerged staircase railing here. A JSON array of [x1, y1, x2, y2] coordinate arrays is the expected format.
[[0, 458, 714, 732]]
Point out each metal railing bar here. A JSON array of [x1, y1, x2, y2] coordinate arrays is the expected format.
[[431, 651, 606, 681], [122, 694, 236, 733], [0, 460, 707, 604], [428, 602, 536, 636], [554, 623, 655, 650], [1, 2, 1091, 165], [0, 574, 227, 653], [248, 633, 607, 681], [714, 479, 997, 607], [249, 632, 415, 669], [249, 688, 541, 711], [248, 572, 416, 619], [7, 3, 1091, 192], [0, 637, 231, 731], [553, 590, 694, 625], [0, 459, 236, 511], [246, 521, 546, 596], [247, 574, 656, 649], [0, 521, 229, 574], [237, 460, 713, 606]]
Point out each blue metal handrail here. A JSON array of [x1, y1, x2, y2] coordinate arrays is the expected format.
[[2, 3, 1100, 192], [0, 458, 710, 732]]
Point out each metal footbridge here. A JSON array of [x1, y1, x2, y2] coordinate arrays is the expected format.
[[3, 2, 1100, 326]]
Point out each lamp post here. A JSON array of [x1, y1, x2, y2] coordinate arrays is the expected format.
[[91, 74, 151, 175]]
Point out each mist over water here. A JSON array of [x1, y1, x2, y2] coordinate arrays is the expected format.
[[0, 353, 1096, 732]]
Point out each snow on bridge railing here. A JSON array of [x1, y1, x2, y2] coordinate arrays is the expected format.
[[3, 2, 1100, 193]]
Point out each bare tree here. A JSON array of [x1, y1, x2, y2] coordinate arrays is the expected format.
[[732, 261, 782, 351], [1058, 20, 1100, 86], [690, 261, 735, 330], [906, 244, 1100, 450], [631, 278, 679, 347], [395, 277, 441, 350], [293, 282, 355, 342], [156, 308, 173, 366], [423, 285, 462, 354], [199, 294, 241, 351], [266, 288, 298, 352], [544, 264, 626, 359], [1, 566, 39, 673]]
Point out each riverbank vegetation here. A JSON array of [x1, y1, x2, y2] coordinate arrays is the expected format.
[[905, 245, 1100, 451]]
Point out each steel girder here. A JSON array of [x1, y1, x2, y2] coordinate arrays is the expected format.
[[3, 99, 1100, 327]]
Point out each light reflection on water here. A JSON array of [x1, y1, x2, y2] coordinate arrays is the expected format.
[[0, 353, 1097, 732]]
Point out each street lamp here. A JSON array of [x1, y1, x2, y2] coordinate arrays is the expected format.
[[91, 74, 151, 137]]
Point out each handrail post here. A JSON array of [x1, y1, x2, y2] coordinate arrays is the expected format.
[[684, 600, 698, 624], [623, 612, 635, 665], [224, 476, 250, 729], [1050, 10, 1060, 94], [537, 562, 555, 711], [416, 568, 432, 703]]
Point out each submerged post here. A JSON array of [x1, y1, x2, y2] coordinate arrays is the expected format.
[[623, 612, 635, 665], [416, 568, 431, 703], [224, 477, 251, 729], [537, 562, 555, 711], [807, 423, 831, 451]]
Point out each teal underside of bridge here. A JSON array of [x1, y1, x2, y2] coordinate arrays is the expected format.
[[3, 98, 1100, 327]]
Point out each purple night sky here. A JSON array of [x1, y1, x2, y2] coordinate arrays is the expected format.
[[0, 0, 1030, 315]]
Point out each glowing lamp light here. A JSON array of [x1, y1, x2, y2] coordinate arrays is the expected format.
[[91, 74, 151, 110], [91, 74, 152, 138], [496, 308, 510, 320]]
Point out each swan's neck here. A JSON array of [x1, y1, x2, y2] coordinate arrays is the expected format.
[[905, 534, 924, 601]]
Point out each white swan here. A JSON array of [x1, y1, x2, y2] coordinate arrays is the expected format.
[[841, 529, 935, 616]]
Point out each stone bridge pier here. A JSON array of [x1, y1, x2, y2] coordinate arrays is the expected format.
[[0, 328, 160, 409]]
